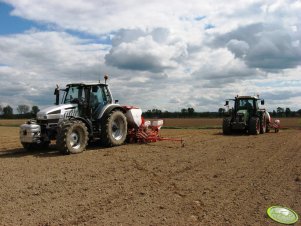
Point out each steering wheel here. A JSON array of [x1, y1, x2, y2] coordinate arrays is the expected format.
[[70, 97, 86, 104]]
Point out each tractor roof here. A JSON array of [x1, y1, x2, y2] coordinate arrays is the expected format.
[[236, 95, 260, 100], [66, 82, 107, 87]]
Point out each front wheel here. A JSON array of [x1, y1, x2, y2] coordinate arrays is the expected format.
[[21, 141, 49, 151], [249, 117, 260, 135], [56, 120, 89, 154], [21, 142, 33, 151], [101, 110, 127, 147]]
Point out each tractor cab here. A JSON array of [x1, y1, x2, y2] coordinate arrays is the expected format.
[[57, 82, 113, 119], [235, 96, 263, 111]]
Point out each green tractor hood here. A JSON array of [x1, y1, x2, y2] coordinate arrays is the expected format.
[[236, 109, 249, 122]]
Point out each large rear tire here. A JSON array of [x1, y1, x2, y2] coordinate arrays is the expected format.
[[249, 117, 260, 135], [260, 114, 266, 134], [222, 118, 232, 135], [56, 120, 88, 154], [266, 122, 270, 133], [101, 110, 127, 147]]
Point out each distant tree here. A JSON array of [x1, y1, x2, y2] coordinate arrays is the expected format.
[[3, 105, 13, 118], [272, 110, 277, 117], [17, 105, 30, 114], [181, 108, 188, 114], [290, 111, 296, 117], [218, 108, 225, 117], [285, 108, 291, 117], [31, 105, 40, 115], [276, 107, 284, 117], [0, 105, 2, 115], [151, 109, 162, 117], [187, 107, 195, 115]]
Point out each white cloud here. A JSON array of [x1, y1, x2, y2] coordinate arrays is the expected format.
[[106, 29, 187, 73], [0, 0, 301, 112], [226, 39, 250, 58]]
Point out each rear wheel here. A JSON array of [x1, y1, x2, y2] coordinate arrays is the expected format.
[[101, 110, 127, 147], [56, 120, 88, 154], [266, 122, 270, 133], [249, 117, 260, 135], [222, 118, 232, 135], [260, 114, 266, 134]]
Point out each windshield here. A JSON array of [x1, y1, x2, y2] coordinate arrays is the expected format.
[[63, 86, 85, 104], [237, 99, 254, 110]]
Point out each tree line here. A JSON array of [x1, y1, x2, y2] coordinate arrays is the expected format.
[[144, 107, 301, 118], [0, 105, 300, 119], [143, 108, 220, 118], [0, 105, 40, 119]]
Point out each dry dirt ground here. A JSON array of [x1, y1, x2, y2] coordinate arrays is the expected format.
[[0, 118, 300, 226]]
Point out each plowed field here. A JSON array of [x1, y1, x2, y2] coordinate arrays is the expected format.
[[0, 118, 300, 225]]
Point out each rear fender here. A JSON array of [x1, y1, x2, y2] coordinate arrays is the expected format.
[[97, 104, 126, 120]]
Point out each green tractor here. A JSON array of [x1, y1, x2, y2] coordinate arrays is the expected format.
[[223, 95, 270, 135]]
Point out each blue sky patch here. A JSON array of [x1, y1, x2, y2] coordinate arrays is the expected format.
[[0, 2, 45, 35], [66, 29, 112, 45], [204, 23, 215, 30], [194, 15, 206, 21]]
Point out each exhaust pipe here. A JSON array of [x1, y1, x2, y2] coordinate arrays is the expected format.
[[54, 84, 60, 105]]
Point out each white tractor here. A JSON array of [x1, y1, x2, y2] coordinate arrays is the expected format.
[[20, 77, 148, 154]]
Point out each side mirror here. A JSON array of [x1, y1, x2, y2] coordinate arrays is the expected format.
[[225, 100, 229, 106], [115, 100, 119, 104], [261, 100, 264, 105]]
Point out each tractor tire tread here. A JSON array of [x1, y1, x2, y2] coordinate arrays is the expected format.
[[100, 110, 127, 147], [56, 119, 88, 154]]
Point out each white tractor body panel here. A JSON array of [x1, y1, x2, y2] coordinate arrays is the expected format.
[[265, 111, 271, 123], [20, 123, 41, 143]]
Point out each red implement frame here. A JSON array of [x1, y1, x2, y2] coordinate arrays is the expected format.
[[127, 126, 184, 144], [268, 118, 280, 133]]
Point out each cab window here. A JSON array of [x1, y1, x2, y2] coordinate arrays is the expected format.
[[64, 86, 85, 103]]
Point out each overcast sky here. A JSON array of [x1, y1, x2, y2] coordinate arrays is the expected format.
[[0, 0, 300, 112]]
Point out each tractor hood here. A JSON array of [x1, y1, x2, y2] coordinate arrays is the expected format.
[[37, 104, 78, 121], [236, 109, 249, 122], [237, 109, 248, 115]]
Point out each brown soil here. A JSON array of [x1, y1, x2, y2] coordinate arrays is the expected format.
[[0, 120, 300, 225]]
